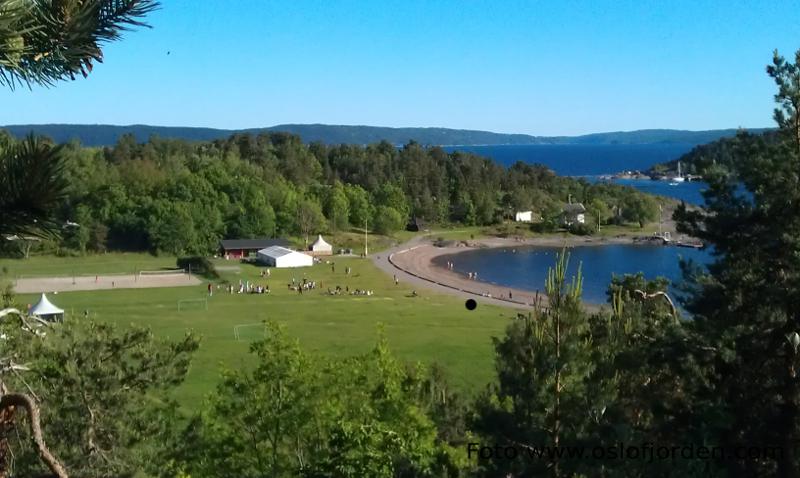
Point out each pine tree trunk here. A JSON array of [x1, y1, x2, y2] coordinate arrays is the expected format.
[[553, 309, 561, 478], [779, 353, 800, 478]]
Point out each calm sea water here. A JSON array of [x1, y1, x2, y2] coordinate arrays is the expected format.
[[444, 144, 706, 205], [434, 244, 711, 305], [436, 144, 714, 303]]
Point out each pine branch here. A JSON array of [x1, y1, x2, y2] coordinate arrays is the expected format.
[[0, 0, 158, 88]]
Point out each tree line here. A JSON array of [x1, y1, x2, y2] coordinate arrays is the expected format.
[[0, 130, 661, 257]]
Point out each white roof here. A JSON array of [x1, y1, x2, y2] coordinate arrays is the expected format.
[[30, 293, 64, 316], [311, 235, 331, 248], [257, 246, 296, 258]]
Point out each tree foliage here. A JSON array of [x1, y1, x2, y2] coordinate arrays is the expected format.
[[670, 47, 800, 476], [0, 135, 68, 239], [0, 131, 659, 256], [0, 0, 158, 88], [171, 324, 463, 478]]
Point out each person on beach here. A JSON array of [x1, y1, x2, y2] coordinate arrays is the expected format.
[[509, 290, 513, 300]]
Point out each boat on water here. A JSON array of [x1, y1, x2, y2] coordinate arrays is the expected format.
[[669, 161, 686, 183]]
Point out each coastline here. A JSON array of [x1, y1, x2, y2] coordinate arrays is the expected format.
[[374, 234, 634, 310]]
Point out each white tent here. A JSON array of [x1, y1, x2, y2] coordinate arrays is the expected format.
[[29, 293, 64, 322], [309, 234, 333, 255], [257, 246, 314, 268]]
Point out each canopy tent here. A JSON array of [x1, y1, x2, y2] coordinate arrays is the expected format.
[[309, 234, 333, 255], [257, 246, 314, 268], [29, 293, 64, 322]]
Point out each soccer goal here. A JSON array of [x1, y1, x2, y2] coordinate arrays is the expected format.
[[234, 323, 267, 342], [177, 298, 208, 311], [139, 268, 186, 278]]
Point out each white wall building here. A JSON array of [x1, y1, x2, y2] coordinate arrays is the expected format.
[[515, 211, 533, 222], [257, 246, 314, 268], [562, 203, 587, 226]]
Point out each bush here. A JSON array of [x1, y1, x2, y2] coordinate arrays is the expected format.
[[373, 206, 404, 235], [568, 222, 595, 236], [177, 256, 219, 279]]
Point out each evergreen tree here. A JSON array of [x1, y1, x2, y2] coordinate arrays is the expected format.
[[674, 48, 800, 476], [472, 251, 595, 477]]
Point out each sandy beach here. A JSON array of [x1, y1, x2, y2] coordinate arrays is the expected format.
[[372, 234, 635, 310]]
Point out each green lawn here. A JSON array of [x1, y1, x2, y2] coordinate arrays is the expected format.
[[12, 255, 514, 411], [0, 252, 178, 279]]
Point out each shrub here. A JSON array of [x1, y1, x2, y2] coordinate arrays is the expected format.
[[568, 222, 595, 236], [177, 256, 219, 279]]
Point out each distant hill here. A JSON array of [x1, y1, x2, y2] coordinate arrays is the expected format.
[[0, 123, 773, 147]]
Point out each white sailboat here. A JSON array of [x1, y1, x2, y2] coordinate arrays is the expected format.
[[670, 161, 685, 183]]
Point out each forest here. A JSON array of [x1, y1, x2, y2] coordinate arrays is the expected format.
[[650, 129, 780, 176], [0, 129, 661, 257]]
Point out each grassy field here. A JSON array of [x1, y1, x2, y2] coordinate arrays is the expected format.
[[0, 252, 178, 278], [7, 253, 515, 411], [0, 223, 660, 411]]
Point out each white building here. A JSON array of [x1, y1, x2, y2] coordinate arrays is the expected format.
[[29, 293, 64, 322], [562, 203, 587, 226], [309, 234, 333, 256], [514, 211, 533, 222], [256, 246, 314, 268]]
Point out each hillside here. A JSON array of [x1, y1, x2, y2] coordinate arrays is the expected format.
[[0, 123, 773, 147], [648, 129, 780, 175]]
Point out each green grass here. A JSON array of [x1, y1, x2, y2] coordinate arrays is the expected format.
[[13, 256, 514, 411], [0, 252, 178, 279], [595, 222, 661, 237]]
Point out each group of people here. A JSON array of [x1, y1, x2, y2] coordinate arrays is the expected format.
[[228, 280, 270, 294], [467, 271, 479, 280], [326, 285, 374, 296], [289, 277, 318, 293], [444, 261, 455, 270]]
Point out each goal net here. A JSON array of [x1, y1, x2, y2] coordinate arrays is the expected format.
[[139, 268, 186, 277], [234, 323, 267, 342], [177, 298, 208, 311]]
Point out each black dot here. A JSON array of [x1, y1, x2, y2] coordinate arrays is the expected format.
[[465, 299, 477, 311]]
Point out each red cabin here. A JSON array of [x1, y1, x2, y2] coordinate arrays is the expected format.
[[219, 238, 290, 259]]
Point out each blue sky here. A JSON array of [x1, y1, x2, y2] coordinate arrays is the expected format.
[[1, 0, 798, 136]]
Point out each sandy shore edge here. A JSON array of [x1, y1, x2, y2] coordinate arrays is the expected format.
[[384, 234, 634, 309]]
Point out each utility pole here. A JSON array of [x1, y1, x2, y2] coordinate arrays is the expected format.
[[364, 217, 368, 256]]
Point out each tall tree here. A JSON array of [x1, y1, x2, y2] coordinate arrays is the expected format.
[[473, 251, 595, 477], [674, 48, 800, 476], [296, 197, 326, 245]]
